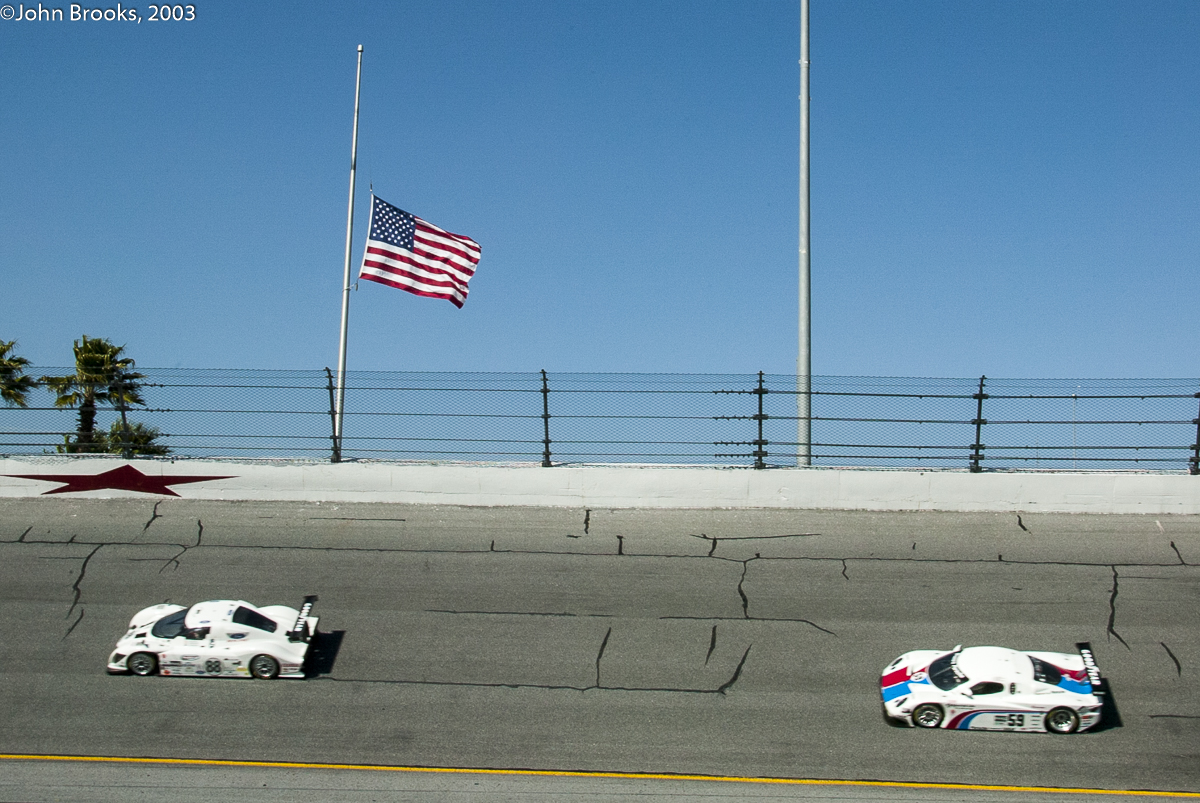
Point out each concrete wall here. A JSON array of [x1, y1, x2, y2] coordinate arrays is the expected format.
[[2, 456, 1199, 513]]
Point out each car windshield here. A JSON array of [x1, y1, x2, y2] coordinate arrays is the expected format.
[[151, 609, 187, 639], [232, 606, 277, 633], [928, 651, 969, 690], [1030, 656, 1063, 685]]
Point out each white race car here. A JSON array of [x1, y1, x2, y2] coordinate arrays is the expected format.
[[881, 642, 1104, 733], [107, 596, 319, 680]]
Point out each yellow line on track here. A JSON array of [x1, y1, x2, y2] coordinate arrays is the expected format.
[[2, 754, 1198, 798]]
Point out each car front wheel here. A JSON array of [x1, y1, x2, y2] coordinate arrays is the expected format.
[[1045, 707, 1079, 734], [249, 654, 279, 679], [128, 652, 158, 676], [912, 703, 944, 728]]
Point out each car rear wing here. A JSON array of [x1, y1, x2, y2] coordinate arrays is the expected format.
[[287, 595, 319, 643], [1076, 642, 1103, 693]]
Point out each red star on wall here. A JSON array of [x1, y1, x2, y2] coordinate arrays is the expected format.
[[3, 465, 235, 497]]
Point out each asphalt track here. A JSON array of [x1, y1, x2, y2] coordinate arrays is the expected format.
[[1, 498, 1197, 800]]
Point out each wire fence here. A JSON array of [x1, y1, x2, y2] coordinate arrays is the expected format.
[[3, 369, 1199, 472]]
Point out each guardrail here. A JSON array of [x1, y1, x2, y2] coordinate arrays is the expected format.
[[3, 369, 1198, 472]]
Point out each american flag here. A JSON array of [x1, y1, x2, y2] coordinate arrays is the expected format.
[[358, 195, 481, 308]]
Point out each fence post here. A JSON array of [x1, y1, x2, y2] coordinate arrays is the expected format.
[[1190, 392, 1200, 476], [324, 367, 341, 463], [970, 375, 987, 473], [541, 369, 552, 467], [753, 371, 768, 469], [113, 375, 131, 460]]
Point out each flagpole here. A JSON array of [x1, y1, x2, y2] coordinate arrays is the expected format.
[[797, 0, 812, 467], [333, 44, 364, 463]]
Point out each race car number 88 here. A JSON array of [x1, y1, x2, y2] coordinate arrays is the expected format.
[[996, 713, 1025, 727]]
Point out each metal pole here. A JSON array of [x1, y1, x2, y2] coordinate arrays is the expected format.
[[333, 44, 364, 464], [754, 370, 767, 469], [540, 370, 552, 467], [970, 375, 987, 473], [1190, 392, 1199, 476], [797, 0, 812, 467], [324, 367, 340, 463]]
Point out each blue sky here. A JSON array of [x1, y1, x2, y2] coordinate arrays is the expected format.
[[2, 0, 1197, 378]]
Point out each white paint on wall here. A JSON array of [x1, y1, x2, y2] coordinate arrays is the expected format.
[[2, 457, 1199, 513]]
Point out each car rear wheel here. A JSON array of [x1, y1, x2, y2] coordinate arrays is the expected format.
[[1045, 707, 1079, 734], [912, 703, 944, 728], [128, 652, 158, 676], [249, 654, 279, 679]]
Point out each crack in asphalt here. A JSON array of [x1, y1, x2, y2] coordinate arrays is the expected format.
[[141, 501, 163, 533], [310, 669, 750, 696], [156, 519, 204, 573], [694, 533, 819, 542], [1107, 566, 1130, 650], [1149, 714, 1200, 720], [1161, 642, 1182, 676], [427, 609, 614, 618], [736, 558, 754, 617], [1017, 515, 1029, 532], [18, 526, 32, 542], [841, 559, 849, 580], [690, 532, 819, 559], [584, 508, 591, 535], [307, 517, 407, 522], [62, 608, 84, 640], [1170, 541, 1187, 565], [705, 625, 717, 665], [716, 645, 752, 695], [66, 544, 104, 619], [615, 535, 624, 556], [595, 627, 611, 687], [662, 615, 836, 635]]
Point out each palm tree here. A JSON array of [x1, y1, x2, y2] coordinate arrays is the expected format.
[[1, 340, 35, 408], [100, 420, 170, 456], [42, 335, 146, 453]]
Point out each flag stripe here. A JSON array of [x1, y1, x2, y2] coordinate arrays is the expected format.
[[408, 236, 477, 275], [364, 246, 472, 288], [360, 271, 466, 308], [412, 235, 478, 273], [361, 264, 466, 301], [361, 257, 468, 295], [416, 222, 480, 261]]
